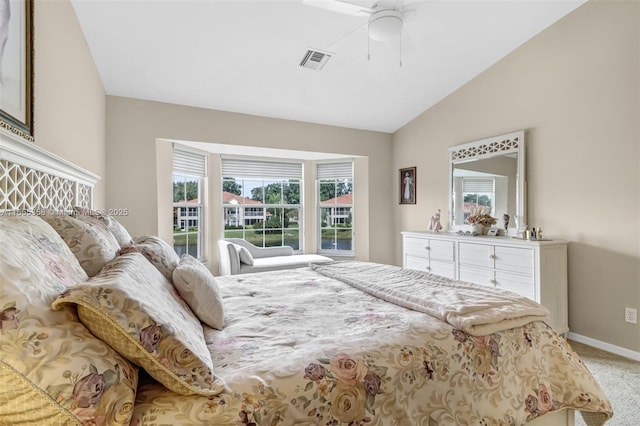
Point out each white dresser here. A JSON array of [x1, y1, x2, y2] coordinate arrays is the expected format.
[[402, 231, 568, 334]]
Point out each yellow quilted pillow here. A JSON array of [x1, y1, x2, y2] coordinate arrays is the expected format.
[[52, 252, 224, 396]]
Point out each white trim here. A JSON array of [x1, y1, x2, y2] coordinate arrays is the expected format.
[[0, 128, 98, 210], [567, 332, 640, 362]]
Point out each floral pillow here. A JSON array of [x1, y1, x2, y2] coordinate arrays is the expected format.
[[120, 235, 179, 281], [73, 207, 134, 248], [0, 215, 138, 426], [52, 252, 225, 396], [173, 254, 225, 330], [41, 212, 120, 277]]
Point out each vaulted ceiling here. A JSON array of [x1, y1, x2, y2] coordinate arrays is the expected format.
[[71, 0, 584, 133]]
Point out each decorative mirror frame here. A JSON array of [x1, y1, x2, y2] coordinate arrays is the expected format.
[[447, 130, 526, 233]]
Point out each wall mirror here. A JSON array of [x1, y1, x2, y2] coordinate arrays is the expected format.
[[448, 130, 526, 233]]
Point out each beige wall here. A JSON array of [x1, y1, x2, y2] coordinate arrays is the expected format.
[[33, 0, 106, 207], [393, 1, 640, 352], [105, 96, 393, 271]]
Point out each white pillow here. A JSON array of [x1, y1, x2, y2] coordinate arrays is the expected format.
[[232, 243, 254, 265], [172, 254, 225, 330]]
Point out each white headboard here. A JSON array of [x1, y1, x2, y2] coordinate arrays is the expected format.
[[0, 129, 98, 211]]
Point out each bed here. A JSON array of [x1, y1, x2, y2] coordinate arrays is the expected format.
[[0, 130, 612, 425]]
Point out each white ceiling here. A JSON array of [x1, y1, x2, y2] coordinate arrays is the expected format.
[[70, 0, 584, 133]]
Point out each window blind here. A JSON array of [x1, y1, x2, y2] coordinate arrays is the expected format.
[[462, 178, 494, 193], [317, 161, 353, 179], [221, 158, 302, 179], [173, 149, 206, 177]]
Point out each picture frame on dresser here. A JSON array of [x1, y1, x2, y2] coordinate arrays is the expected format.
[[399, 166, 416, 204], [0, 0, 34, 141]]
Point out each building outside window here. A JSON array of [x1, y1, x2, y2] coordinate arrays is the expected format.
[[317, 162, 353, 255], [222, 158, 302, 250], [173, 149, 206, 259]]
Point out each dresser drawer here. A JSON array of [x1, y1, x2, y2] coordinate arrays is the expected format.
[[495, 270, 535, 300], [429, 240, 455, 262], [494, 246, 534, 275], [405, 255, 429, 271], [458, 264, 493, 286], [404, 237, 455, 262], [430, 260, 456, 279], [404, 237, 430, 258], [458, 242, 492, 267]]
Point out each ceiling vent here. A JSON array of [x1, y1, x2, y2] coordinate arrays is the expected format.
[[299, 49, 332, 71]]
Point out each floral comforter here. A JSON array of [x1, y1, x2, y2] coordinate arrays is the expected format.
[[131, 264, 612, 426]]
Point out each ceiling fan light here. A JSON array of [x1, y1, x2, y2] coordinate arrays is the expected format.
[[368, 10, 403, 41]]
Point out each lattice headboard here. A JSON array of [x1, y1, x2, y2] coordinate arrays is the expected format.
[[0, 129, 98, 211]]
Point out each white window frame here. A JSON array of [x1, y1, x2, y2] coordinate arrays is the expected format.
[[461, 177, 496, 221], [173, 148, 206, 260], [317, 161, 354, 256], [221, 157, 303, 251]]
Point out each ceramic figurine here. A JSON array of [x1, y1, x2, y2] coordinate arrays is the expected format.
[[428, 209, 443, 233]]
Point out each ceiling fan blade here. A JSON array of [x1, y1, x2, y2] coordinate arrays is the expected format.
[[302, 0, 375, 16]]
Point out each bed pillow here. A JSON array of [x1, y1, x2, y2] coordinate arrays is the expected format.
[[41, 212, 120, 277], [120, 236, 179, 281], [73, 207, 134, 248], [233, 243, 254, 266], [0, 215, 138, 426], [52, 252, 224, 397], [172, 254, 225, 330]]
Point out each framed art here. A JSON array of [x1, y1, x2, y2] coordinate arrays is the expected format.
[[0, 0, 33, 141], [399, 167, 416, 204]]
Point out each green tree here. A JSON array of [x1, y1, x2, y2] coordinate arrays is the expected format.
[[173, 180, 199, 202], [251, 181, 300, 204], [223, 178, 242, 195], [253, 210, 289, 235], [464, 193, 492, 208], [319, 180, 352, 202]]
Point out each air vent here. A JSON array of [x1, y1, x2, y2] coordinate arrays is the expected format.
[[299, 49, 332, 71]]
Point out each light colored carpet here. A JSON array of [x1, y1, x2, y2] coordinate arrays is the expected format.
[[570, 340, 640, 425]]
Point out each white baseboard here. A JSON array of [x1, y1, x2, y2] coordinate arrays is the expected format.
[[567, 332, 640, 362]]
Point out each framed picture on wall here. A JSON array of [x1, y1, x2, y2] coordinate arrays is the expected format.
[[399, 167, 416, 205], [0, 0, 33, 141]]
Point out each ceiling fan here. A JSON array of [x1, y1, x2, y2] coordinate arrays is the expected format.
[[302, 0, 421, 65]]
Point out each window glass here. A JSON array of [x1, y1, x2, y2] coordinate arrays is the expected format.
[[462, 177, 495, 222], [222, 176, 302, 251], [173, 174, 203, 259], [318, 174, 353, 255]]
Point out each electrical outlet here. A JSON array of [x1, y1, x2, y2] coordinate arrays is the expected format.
[[625, 307, 637, 324]]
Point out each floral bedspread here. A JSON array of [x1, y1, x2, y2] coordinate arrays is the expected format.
[[131, 265, 612, 426]]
